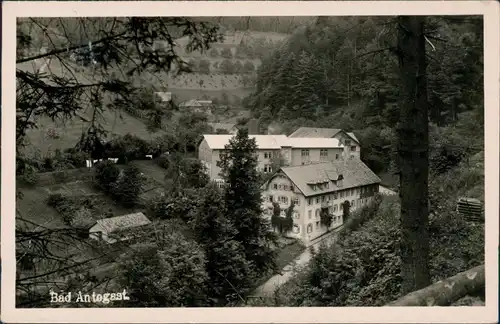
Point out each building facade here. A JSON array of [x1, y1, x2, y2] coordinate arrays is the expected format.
[[284, 138, 344, 166], [261, 159, 381, 244], [179, 99, 213, 114], [289, 127, 361, 159], [198, 134, 346, 181], [199, 134, 288, 181]]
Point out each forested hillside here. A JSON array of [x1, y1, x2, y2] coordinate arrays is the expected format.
[[247, 16, 483, 181], [242, 15, 485, 307]]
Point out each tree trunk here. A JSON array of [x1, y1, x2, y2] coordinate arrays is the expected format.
[[386, 265, 485, 306], [396, 16, 431, 294]]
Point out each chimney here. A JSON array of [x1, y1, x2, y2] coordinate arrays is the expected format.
[[247, 118, 260, 135]]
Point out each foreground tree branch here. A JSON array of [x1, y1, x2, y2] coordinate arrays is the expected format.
[[386, 265, 485, 306]]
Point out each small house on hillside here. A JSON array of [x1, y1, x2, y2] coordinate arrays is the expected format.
[[208, 122, 238, 134], [155, 92, 172, 102], [89, 212, 152, 244], [179, 99, 213, 114]]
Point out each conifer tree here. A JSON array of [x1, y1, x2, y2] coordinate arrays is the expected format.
[[190, 184, 252, 305], [291, 50, 324, 117], [217, 128, 278, 274]]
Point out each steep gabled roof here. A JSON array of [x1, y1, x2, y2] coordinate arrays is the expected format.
[[179, 99, 212, 107], [289, 127, 359, 144], [179, 99, 200, 107], [279, 160, 381, 197], [155, 92, 172, 102], [202, 134, 287, 150], [92, 212, 151, 234], [289, 127, 341, 138]]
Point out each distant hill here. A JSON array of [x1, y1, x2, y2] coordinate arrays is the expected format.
[[17, 24, 290, 155], [156, 30, 289, 102]]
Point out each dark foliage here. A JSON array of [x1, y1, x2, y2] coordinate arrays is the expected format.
[[218, 128, 278, 274], [248, 16, 483, 177], [111, 165, 145, 207], [103, 134, 154, 163], [95, 160, 121, 192]]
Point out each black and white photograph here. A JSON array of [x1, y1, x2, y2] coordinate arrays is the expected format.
[[2, 1, 499, 323]]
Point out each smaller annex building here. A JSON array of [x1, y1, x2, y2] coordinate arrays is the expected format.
[[89, 212, 152, 244]]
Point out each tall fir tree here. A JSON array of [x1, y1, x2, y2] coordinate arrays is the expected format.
[[217, 128, 278, 274], [291, 50, 324, 118], [189, 184, 253, 305]]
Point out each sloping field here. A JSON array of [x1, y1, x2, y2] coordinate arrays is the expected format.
[[17, 180, 131, 228], [18, 55, 164, 156], [17, 185, 67, 228], [168, 87, 254, 103], [23, 108, 163, 157]]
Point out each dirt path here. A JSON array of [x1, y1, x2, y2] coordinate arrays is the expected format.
[[250, 226, 343, 298]]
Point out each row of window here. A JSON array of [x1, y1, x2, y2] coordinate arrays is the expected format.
[[301, 149, 340, 160], [267, 195, 300, 206], [306, 186, 377, 206], [300, 147, 357, 158], [272, 183, 294, 191], [257, 165, 273, 173], [265, 197, 371, 220], [292, 216, 343, 234], [263, 151, 277, 159]]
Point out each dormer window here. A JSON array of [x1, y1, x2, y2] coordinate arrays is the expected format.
[[337, 175, 344, 187]]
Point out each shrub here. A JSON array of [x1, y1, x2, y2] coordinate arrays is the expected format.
[[111, 165, 144, 207], [198, 59, 211, 74], [220, 59, 235, 74], [233, 60, 244, 73], [155, 154, 170, 169], [150, 190, 201, 222], [47, 193, 78, 225], [95, 160, 121, 192], [64, 149, 89, 168], [47, 193, 65, 208], [243, 60, 255, 73], [71, 207, 95, 229], [103, 134, 153, 162], [220, 48, 233, 59], [52, 170, 69, 183], [340, 193, 383, 237], [20, 165, 39, 186]]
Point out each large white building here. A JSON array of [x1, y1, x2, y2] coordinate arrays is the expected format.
[[260, 159, 381, 244], [198, 134, 353, 181]]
